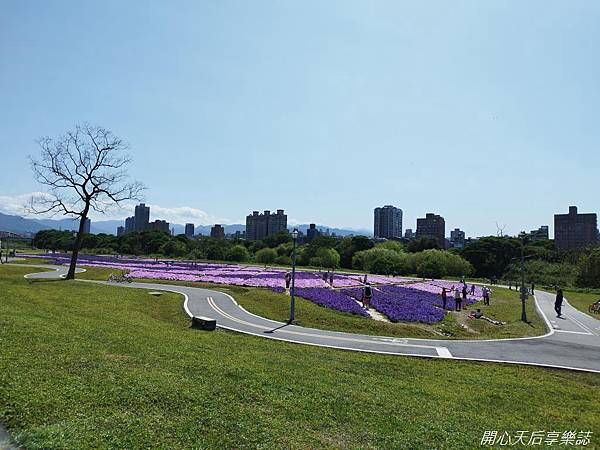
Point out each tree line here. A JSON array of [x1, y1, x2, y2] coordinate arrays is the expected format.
[[33, 229, 600, 288]]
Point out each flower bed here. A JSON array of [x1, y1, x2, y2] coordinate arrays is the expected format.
[[294, 287, 370, 317]]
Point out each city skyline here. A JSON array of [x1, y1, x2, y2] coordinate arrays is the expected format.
[[1, 2, 599, 236], [1, 192, 598, 240]]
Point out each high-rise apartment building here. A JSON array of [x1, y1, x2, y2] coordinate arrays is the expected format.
[[134, 203, 150, 231], [554, 206, 598, 251], [450, 228, 466, 249], [374, 205, 403, 239], [306, 224, 320, 242], [185, 223, 195, 237], [245, 209, 288, 241], [210, 224, 225, 240], [147, 219, 170, 233], [125, 216, 135, 233], [416, 213, 446, 246]]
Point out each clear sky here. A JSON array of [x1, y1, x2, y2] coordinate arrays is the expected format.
[[1, 1, 599, 236]]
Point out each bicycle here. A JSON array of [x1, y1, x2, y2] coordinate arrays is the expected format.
[[108, 272, 133, 283], [588, 300, 600, 315]]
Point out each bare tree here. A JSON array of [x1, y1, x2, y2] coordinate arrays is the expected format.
[[27, 123, 145, 279], [496, 222, 507, 238]]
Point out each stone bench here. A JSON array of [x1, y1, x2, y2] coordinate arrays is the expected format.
[[191, 316, 216, 331]]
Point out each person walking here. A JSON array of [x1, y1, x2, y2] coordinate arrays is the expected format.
[[555, 288, 564, 318], [329, 272, 334, 286], [483, 286, 490, 306], [441, 287, 448, 310], [454, 287, 462, 311], [285, 272, 292, 290], [462, 284, 468, 309], [470, 284, 476, 295], [363, 283, 373, 310], [531, 282, 535, 295]]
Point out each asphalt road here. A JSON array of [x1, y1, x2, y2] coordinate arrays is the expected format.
[[19, 264, 600, 373]]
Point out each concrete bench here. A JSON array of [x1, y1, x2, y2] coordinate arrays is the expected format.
[[191, 316, 216, 331]]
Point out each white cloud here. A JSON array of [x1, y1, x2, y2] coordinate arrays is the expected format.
[[0, 192, 53, 217], [145, 204, 229, 226], [0, 192, 228, 225]]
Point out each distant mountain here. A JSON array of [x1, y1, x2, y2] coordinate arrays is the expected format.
[[0, 211, 372, 238]]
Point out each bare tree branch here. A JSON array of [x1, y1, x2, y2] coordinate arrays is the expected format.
[[27, 123, 145, 279]]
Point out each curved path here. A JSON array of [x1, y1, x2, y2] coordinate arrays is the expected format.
[[21, 264, 600, 373]]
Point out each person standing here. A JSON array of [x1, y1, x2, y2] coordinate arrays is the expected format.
[[462, 284, 468, 310], [329, 272, 334, 286], [483, 286, 490, 306], [555, 288, 564, 318], [285, 272, 292, 290], [363, 283, 373, 310], [531, 282, 535, 295], [441, 287, 448, 310], [454, 287, 462, 311], [470, 284, 476, 295]]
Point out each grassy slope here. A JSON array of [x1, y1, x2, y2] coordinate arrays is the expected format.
[[564, 290, 600, 319], [74, 266, 546, 340], [1, 266, 599, 449]]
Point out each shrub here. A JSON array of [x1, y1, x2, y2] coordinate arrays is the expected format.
[[274, 255, 292, 266], [352, 248, 411, 275], [316, 248, 340, 268], [575, 249, 600, 288], [226, 245, 250, 262], [255, 248, 277, 264]]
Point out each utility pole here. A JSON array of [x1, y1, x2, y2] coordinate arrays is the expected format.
[[520, 238, 528, 322]]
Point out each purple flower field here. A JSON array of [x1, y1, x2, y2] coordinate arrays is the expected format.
[[24, 254, 482, 324], [294, 287, 371, 317]]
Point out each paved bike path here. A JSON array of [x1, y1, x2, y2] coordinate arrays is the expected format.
[[20, 264, 600, 373]]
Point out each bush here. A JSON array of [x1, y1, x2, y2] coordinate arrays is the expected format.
[[412, 249, 474, 279], [159, 240, 187, 257], [226, 245, 250, 262], [309, 257, 322, 267], [316, 248, 340, 268], [255, 248, 277, 264], [352, 248, 411, 275], [274, 255, 292, 266], [575, 249, 600, 288]]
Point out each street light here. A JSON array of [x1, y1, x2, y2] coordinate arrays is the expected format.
[[511, 235, 535, 323], [288, 228, 299, 324]]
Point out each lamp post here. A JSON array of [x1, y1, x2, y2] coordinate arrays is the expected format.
[[288, 228, 299, 324], [519, 240, 527, 322]]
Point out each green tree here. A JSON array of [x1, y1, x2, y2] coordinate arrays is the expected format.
[[352, 248, 411, 275], [159, 240, 187, 257], [575, 249, 600, 288], [316, 248, 340, 268], [255, 248, 277, 264], [226, 245, 250, 262], [406, 237, 440, 253]]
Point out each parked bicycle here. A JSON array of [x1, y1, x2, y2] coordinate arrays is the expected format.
[[589, 300, 600, 315], [108, 271, 132, 283]]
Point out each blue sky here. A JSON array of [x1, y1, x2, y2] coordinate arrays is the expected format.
[[1, 1, 598, 236]]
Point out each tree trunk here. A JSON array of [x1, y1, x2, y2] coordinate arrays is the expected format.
[[65, 208, 89, 280]]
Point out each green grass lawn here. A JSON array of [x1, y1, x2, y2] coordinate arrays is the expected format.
[[1, 265, 599, 449], [73, 265, 546, 340], [564, 290, 600, 319]]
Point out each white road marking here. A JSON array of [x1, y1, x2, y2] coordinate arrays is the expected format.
[[554, 329, 593, 336], [206, 297, 442, 353], [436, 347, 453, 358], [567, 315, 598, 336]]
